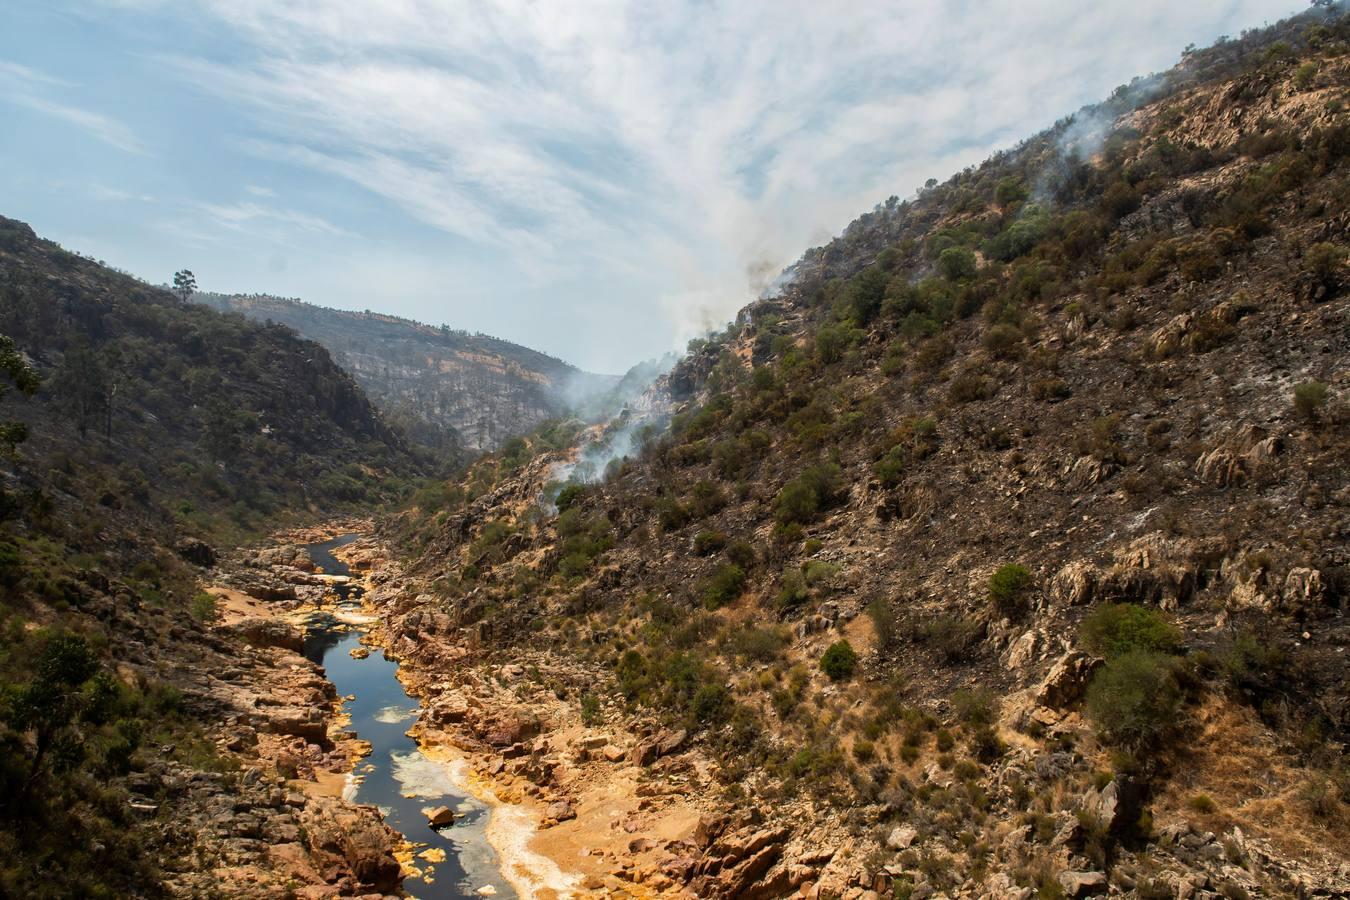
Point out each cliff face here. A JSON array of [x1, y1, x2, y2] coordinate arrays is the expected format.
[[379, 7, 1350, 897], [196, 294, 617, 451]]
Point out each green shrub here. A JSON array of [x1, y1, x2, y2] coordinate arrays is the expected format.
[[189, 591, 219, 624], [1085, 651, 1182, 747], [820, 640, 858, 681], [937, 247, 978, 282], [656, 497, 691, 531], [988, 564, 1034, 614], [1187, 794, 1217, 814], [968, 725, 1004, 762], [919, 615, 979, 662], [867, 597, 898, 651], [775, 463, 843, 525], [816, 323, 857, 364], [580, 692, 601, 725], [691, 683, 731, 724], [995, 176, 1028, 207], [727, 626, 787, 663], [776, 569, 809, 608], [725, 540, 757, 570], [694, 530, 727, 555], [1305, 242, 1346, 285], [0, 541, 23, 586], [982, 323, 1022, 358], [845, 267, 888, 325], [1293, 381, 1329, 422], [554, 483, 585, 513], [1080, 603, 1181, 658], [702, 564, 747, 609], [874, 446, 906, 488], [688, 480, 727, 518], [952, 687, 996, 726]]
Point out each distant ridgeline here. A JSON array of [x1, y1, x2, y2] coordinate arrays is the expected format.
[[194, 292, 618, 452]]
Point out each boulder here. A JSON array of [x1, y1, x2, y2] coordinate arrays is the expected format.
[[545, 800, 576, 822], [1079, 776, 1144, 838], [1032, 651, 1102, 710], [425, 806, 455, 827], [228, 618, 305, 653], [630, 728, 688, 766], [302, 797, 401, 893], [1057, 870, 1107, 897], [175, 537, 217, 568], [885, 826, 917, 850]]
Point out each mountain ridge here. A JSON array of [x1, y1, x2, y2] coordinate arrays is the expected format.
[[195, 291, 619, 452]]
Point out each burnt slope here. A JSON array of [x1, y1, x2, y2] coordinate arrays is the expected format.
[[384, 6, 1350, 896]]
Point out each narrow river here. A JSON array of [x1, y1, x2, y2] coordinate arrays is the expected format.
[[300, 535, 518, 899]]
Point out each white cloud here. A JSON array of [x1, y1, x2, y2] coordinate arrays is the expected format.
[[197, 200, 353, 237], [78, 0, 1298, 366], [0, 59, 148, 155], [92, 184, 156, 203]]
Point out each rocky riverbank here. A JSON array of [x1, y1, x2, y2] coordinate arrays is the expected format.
[[342, 532, 855, 900], [159, 522, 403, 898]]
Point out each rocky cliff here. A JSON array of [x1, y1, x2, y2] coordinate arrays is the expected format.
[[196, 293, 617, 451]]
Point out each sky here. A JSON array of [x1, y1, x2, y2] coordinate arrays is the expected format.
[[0, 1, 1305, 374]]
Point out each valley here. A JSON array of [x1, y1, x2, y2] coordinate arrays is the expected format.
[[1, 4, 1349, 899]]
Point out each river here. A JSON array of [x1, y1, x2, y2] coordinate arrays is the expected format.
[[300, 535, 518, 899]]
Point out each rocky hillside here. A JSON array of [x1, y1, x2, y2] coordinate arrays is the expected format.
[[0, 220, 418, 896], [378, 7, 1350, 898], [196, 292, 617, 451]]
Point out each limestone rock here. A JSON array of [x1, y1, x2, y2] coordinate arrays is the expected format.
[[426, 806, 455, 827], [1057, 870, 1107, 897], [886, 826, 917, 850], [1032, 651, 1102, 710]]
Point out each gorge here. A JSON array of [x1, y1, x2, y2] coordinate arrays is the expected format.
[[1, 4, 1349, 899]]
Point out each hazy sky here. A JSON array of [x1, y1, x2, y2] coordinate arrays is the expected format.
[[1, 1, 1302, 373]]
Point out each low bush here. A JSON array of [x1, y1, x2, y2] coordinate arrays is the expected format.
[[702, 564, 747, 609], [820, 640, 859, 681], [694, 530, 727, 555], [774, 462, 843, 526], [554, 483, 585, 513], [988, 564, 1034, 615], [1080, 603, 1182, 658], [1085, 651, 1182, 748], [1293, 380, 1329, 422]]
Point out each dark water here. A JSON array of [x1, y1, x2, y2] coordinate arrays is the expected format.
[[301, 536, 516, 899]]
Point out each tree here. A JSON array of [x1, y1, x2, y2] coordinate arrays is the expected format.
[[50, 338, 109, 441], [1085, 651, 1182, 749], [0, 334, 40, 454], [172, 269, 197, 302], [844, 267, 888, 325], [2, 634, 115, 804], [937, 246, 978, 282]]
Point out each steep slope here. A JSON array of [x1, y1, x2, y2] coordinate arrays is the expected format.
[[0, 218, 417, 896], [376, 7, 1350, 897], [196, 292, 618, 451]]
